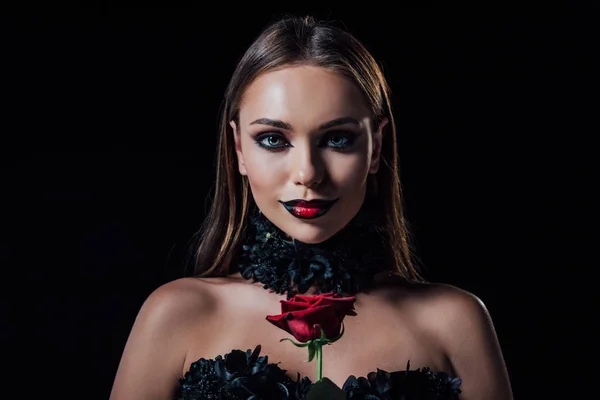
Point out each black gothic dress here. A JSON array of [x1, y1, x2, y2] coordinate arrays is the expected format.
[[175, 345, 461, 400], [174, 212, 462, 399]]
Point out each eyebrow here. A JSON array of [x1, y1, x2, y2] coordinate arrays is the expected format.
[[249, 116, 360, 131]]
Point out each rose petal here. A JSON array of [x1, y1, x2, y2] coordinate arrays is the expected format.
[[265, 313, 289, 331], [280, 300, 311, 312], [266, 305, 343, 342], [268, 294, 357, 342], [287, 305, 340, 341]]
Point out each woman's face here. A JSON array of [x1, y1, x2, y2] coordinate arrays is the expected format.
[[232, 65, 385, 244]]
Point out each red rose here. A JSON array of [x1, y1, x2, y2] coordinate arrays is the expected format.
[[266, 292, 357, 343]]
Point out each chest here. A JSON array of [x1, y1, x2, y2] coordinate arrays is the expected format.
[[183, 295, 452, 388]]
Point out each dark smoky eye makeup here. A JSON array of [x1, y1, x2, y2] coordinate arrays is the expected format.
[[254, 132, 291, 150], [253, 129, 359, 151], [320, 130, 358, 150]]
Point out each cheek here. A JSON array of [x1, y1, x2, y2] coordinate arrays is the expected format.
[[326, 153, 370, 188], [242, 146, 284, 191]]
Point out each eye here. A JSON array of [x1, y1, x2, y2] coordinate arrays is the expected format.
[[255, 133, 290, 150], [323, 131, 356, 149]]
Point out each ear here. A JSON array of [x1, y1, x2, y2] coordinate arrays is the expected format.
[[230, 120, 247, 176], [369, 117, 388, 174]]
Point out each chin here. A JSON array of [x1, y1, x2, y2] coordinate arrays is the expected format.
[[293, 228, 334, 244], [257, 199, 363, 244], [279, 212, 350, 244], [286, 225, 336, 244]]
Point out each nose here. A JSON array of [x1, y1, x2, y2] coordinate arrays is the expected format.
[[291, 143, 325, 188]]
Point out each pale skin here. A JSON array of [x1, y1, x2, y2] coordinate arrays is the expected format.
[[233, 65, 384, 244], [110, 65, 513, 400]]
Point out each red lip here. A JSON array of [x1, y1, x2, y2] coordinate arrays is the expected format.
[[292, 206, 323, 218], [280, 199, 337, 207], [278, 198, 339, 220], [293, 201, 323, 208]]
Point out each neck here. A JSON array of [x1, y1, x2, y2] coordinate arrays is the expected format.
[[233, 210, 391, 299]]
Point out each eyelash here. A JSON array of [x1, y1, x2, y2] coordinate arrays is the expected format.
[[254, 131, 357, 151]]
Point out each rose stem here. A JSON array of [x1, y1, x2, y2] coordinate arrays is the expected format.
[[316, 344, 323, 381]]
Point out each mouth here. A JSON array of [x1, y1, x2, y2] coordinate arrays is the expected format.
[[278, 198, 339, 220]]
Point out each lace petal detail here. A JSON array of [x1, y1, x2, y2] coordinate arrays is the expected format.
[[177, 347, 461, 399], [234, 210, 390, 299]]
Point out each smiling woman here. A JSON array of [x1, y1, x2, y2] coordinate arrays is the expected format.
[[230, 65, 381, 243], [110, 15, 513, 400]]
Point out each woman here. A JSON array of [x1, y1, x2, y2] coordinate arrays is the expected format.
[[110, 15, 513, 400]]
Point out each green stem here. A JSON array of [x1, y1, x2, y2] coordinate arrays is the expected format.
[[316, 343, 323, 381]]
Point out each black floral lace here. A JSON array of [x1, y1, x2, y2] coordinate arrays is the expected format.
[[176, 210, 462, 399], [232, 210, 391, 299], [343, 362, 462, 400], [176, 346, 462, 400]]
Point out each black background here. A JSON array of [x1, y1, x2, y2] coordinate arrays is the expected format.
[[1, 9, 594, 399]]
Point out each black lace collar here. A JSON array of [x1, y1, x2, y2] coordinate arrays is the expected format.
[[232, 209, 391, 299]]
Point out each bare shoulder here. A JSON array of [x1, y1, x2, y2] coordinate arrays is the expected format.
[[395, 281, 513, 399], [380, 281, 494, 347], [129, 277, 224, 338], [370, 279, 512, 399], [140, 277, 220, 317], [109, 277, 227, 400], [372, 280, 488, 338], [373, 275, 482, 311], [401, 282, 489, 325]]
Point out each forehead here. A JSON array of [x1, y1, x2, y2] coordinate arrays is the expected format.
[[238, 65, 370, 129]]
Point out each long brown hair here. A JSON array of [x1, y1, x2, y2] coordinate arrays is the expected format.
[[189, 15, 424, 281]]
